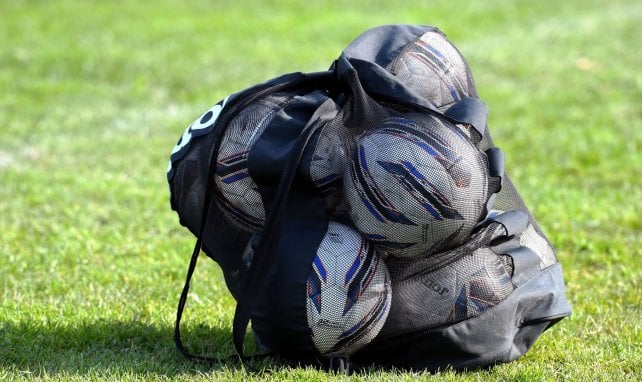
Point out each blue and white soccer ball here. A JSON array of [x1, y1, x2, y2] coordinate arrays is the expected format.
[[387, 29, 475, 110], [216, 102, 348, 231], [344, 113, 489, 258], [306, 221, 391, 356], [214, 96, 290, 232]]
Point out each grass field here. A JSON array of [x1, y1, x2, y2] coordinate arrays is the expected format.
[[1, 0, 640, 380]]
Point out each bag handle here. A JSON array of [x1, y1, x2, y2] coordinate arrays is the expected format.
[[335, 53, 492, 139]]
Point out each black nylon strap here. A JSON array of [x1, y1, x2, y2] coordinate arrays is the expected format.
[[487, 210, 529, 238], [443, 97, 489, 138], [486, 147, 504, 180], [173, 70, 334, 364], [173, 84, 238, 364], [231, 104, 332, 361]]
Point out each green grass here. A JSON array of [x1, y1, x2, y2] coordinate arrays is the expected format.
[[1, 0, 640, 380]]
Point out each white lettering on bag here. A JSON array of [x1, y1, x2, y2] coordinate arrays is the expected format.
[[167, 96, 228, 175]]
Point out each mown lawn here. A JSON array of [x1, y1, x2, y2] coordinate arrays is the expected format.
[[1, 0, 640, 380]]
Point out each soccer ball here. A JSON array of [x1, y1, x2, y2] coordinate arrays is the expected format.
[[344, 113, 489, 257], [306, 221, 392, 356], [215, 95, 291, 232], [216, 96, 347, 230], [387, 30, 476, 109]]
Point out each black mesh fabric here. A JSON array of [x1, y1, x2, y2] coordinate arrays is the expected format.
[[307, 121, 351, 215], [167, 24, 570, 372], [351, 211, 570, 372]]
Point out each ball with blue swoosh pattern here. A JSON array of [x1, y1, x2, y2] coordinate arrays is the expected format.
[[343, 113, 489, 257]]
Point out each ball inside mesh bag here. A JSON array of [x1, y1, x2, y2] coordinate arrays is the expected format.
[[344, 113, 489, 257], [306, 221, 391, 356], [215, 95, 293, 232], [381, 242, 515, 334], [216, 96, 347, 231], [309, 125, 349, 213], [387, 29, 476, 109]]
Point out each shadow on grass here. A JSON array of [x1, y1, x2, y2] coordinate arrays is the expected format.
[[0, 319, 259, 377], [0, 319, 491, 377]]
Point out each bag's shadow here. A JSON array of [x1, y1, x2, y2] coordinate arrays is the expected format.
[[0, 319, 257, 377], [1, 319, 487, 376]]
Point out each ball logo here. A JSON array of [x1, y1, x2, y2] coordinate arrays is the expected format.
[[328, 231, 344, 245], [316, 318, 344, 330], [421, 277, 449, 296]]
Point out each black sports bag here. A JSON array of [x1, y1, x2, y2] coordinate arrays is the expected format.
[[167, 24, 571, 373]]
